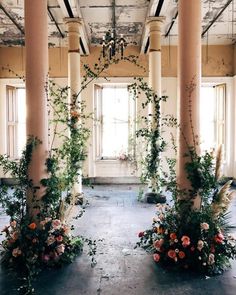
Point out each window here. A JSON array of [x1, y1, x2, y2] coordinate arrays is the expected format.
[[200, 84, 226, 154], [6, 86, 26, 159], [94, 84, 136, 159]]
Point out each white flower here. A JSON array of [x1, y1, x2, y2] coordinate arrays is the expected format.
[[197, 240, 204, 251], [208, 253, 215, 265], [56, 244, 65, 255]]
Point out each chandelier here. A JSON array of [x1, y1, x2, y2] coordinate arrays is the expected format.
[[101, 0, 126, 59]]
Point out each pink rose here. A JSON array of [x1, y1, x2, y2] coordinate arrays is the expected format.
[[52, 219, 61, 230], [181, 235, 191, 247], [154, 239, 164, 249], [153, 253, 160, 262]]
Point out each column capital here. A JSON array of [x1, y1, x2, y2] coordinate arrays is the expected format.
[[64, 17, 82, 33], [147, 16, 165, 52], [146, 16, 166, 32], [64, 18, 82, 53]]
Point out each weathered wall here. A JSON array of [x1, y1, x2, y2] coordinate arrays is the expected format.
[[0, 45, 234, 78]]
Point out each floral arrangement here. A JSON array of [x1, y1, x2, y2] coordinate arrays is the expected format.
[[138, 200, 236, 275], [1, 218, 82, 270]]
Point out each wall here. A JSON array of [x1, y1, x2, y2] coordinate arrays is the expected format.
[[0, 44, 235, 179], [0, 45, 234, 78]]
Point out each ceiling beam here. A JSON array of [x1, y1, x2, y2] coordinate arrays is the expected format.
[[0, 3, 24, 35], [47, 6, 65, 39], [164, 9, 178, 38], [202, 0, 233, 38]]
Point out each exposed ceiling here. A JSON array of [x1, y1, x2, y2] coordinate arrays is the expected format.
[[0, 0, 236, 55]]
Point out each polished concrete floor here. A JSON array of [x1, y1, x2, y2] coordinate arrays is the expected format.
[[1, 184, 236, 295]]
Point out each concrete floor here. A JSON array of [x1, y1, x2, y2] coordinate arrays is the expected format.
[[1, 184, 236, 295]]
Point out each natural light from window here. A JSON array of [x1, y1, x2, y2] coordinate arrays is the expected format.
[[101, 86, 130, 158]]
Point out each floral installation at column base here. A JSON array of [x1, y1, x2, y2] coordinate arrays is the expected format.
[[137, 143, 236, 275]]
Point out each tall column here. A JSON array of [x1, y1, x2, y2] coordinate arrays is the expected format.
[[25, 0, 48, 212], [65, 18, 82, 198], [178, 0, 201, 199], [146, 17, 165, 197]]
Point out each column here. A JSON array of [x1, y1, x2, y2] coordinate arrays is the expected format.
[[146, 17, 165, 198], [178, 0, 201, 201], [25, 0, 48, 212], [65, 18, 83, 198]]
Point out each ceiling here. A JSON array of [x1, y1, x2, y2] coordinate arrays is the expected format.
[[0, 0, 236, 55]]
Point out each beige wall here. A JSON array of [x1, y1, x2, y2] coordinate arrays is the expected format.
[[0, 45, 234, 78]]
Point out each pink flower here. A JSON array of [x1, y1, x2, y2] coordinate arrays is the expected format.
[[200, 222, 209, 230], [42, 254, 50, 262], [154, 239, 164, 249], [56, 235, 63, 242], [52, 219, 61, 230], [12, 247, 22, 257], [181, 235, 191, 247], [47, 235, 55, 246], [167, 249, 176, 259], [153, 253, 160, 262], [10, 220, 17, 228], [56, 244, 65, 255]]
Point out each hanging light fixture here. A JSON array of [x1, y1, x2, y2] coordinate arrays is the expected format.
[[101, 0, 127, 59]]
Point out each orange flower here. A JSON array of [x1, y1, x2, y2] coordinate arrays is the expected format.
[[178, 251, 185, 259], [181, 235, 191, 247], [28, 222, 37, 230], [167, 249, 176, 259], [153, 253, 160, 262], [170, 233, 177, 240], [214, 233, 224, 244]]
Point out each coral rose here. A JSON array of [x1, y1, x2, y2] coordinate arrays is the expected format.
[[170, 233, 177, 240], [178, 251, 185, 259], [181, 235, 191, 247], [154, 239, 164, 249], [28, 222, 37, 230], [167, 249, 176, 259], [153, 253, 160, 262], [214, 233, 224, 244]]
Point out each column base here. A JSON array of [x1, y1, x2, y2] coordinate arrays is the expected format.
[[145, 192, 166, 204]]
